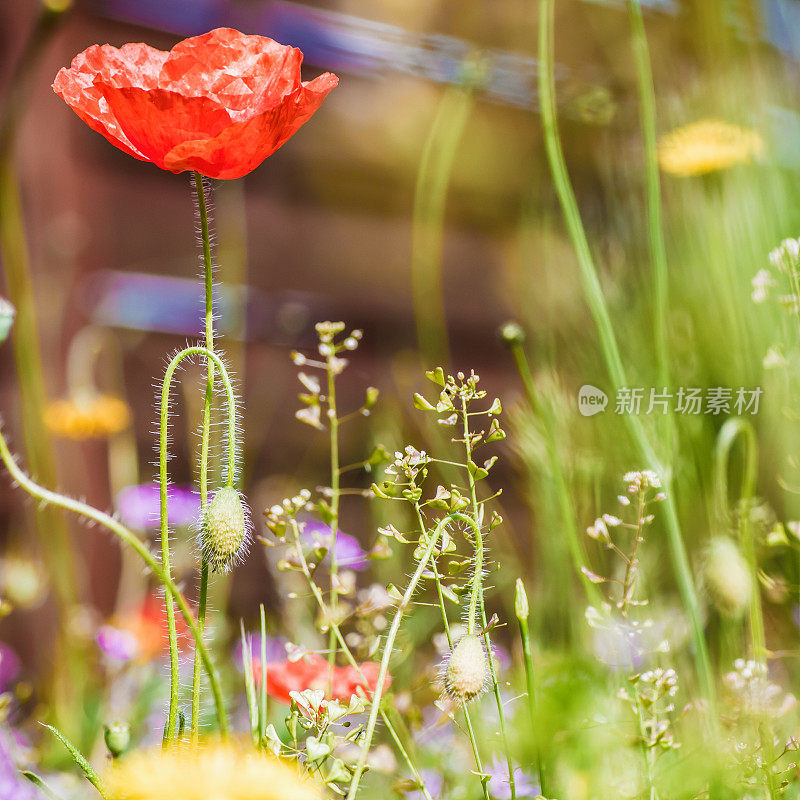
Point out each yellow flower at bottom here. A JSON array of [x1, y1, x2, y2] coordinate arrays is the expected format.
[[45, 394, 131, 439], [104, 741, 322, 800], [657, 119, 764, 177]]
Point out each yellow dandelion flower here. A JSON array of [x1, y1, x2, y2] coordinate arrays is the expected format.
[[104, 741, 322, 800], [657, 119, 764, 177], [44, 394, 131, 439]]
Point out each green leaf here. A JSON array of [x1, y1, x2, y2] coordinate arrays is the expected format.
[[467, 460, 488, 481], [325, 757, 351, 784], [240, 622, 259, 744], [425, 367, 446, 386], [23, 772, 65, 800], [413, 392, 436, 411], [306, 735, 331, 762], [262, 724, 283, 757], [41, 724, 107, 798], [365, 445, 391, 470], [440, 584, 460, 605], [318, 500, 336, 526], [364, 386, 380, 409], [485, 419, 506, 443]]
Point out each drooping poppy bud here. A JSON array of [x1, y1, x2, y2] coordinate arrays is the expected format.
[[200, 487, 250, 572], [443, 634, 491, 704]]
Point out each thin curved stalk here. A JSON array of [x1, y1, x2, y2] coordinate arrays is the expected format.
[[285, 519, 433, 800], [160, 345, 237, 741], [714, 420, 777, 800], [0, 2, 82, 738], [345, 513, 468, 800], [0, 421, 229, 734], [714, 420, 764, 662], [537, 0, 715, 711]]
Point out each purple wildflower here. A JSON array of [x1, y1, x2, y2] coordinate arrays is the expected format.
[[116, 484, 200, 530], [233, 634, 288, 672], [302, 520, 368, 571], [0, 728, 41, 800], [0, 644, 20, 692], [96, 625, 139, 662], [407, 768, 444, 800], [486, 756, 540, 799]]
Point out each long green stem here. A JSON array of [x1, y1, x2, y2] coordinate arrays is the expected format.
[[286, 519, 433, 800], [159, 345, 236, 741], [192, 172, 218, 739], [346, 513, 467, 800], [515, 580, 548, 798], [326, 358, 340, 693], [461, 400, 516, 799], [0, 1, 82, 741], [420, 508, 488, 800], [626, 0, 670, 393], [537, 0, 715, 711], [411, 85, 473, 367], [0, 421, 229, 734]]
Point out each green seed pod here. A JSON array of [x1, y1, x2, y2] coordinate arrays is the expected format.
[[514, 578, 529, 621], [443, 634, 490, 704], [703, 536, 752, 619], [200, 487, 250, 573], [104, 721, 131, 758]]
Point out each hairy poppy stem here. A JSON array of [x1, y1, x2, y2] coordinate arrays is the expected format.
[[159, 345, 237, 742], [191, 172, 217, 740], [0, 419, 229, 734], [418, 506, 488, 800], [460, 401, 515, 800]]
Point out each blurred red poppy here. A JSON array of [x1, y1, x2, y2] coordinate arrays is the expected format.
[[256, 652, 389, 705], [53, 28, 338, 179]]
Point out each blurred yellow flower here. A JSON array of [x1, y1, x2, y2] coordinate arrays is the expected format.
[[44, 394, 131, 439], [657, 119, 764, 176], [104, 741, 322, 800]]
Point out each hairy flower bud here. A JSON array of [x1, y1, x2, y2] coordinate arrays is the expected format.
[[703, 536, 752, 618], [200, 487, 250, 573], [443, 634, 490, 704]]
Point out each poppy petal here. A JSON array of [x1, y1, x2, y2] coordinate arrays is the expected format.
[[159, 28, 304, 119], [163, 73, 338, 179], [96, 85, 232, 171], [53, 29, 338, 178]]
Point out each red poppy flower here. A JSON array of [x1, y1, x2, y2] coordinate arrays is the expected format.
[[256, 652, 389, 705], [52, 28, 338, 179], [110, 592, 193, 661]]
